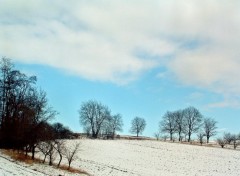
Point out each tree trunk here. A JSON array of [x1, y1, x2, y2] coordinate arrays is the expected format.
[[57, 155, 62, 167], [43, 155, 47, 163], [207, 136, 209, 143], [92, 133, 98, 138], [31, 146, 35, 160], [49, 155, 52, 166], [188, 133, 191, 142]]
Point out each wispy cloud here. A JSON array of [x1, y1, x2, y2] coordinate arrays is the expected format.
[[1, 0, 240, 101]]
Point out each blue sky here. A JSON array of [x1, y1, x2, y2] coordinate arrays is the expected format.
[[1, 0, 240, 137]]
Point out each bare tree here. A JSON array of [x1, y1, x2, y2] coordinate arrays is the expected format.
[[54, 140, 66, 167], [173, 110, 186, 142], [197, 132, 205, 146], [160, 111, 177, 141], [154, 130, 161, 140], [130, 117, 146, 137], [101, 113, 123, 139], [232, 134, 240, 149], [37, 141, 51, 163], [183, 106, 203, 142], [203, 118, 217, 143], [223, 132, 234, 145], [27, 90, 57, 160], [64, 142, 80, 170], [79, 100, 111, 138], [108, 114, 123, 138], [161, 134, 168, 141], [83, 125, 91, 137], [47, 141, 56, 166], [217, 137, 226, 148]]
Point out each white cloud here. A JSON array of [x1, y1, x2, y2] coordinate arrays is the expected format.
[[0, 0, 240, 100]]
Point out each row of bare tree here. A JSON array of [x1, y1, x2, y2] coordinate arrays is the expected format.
[[156, 106, 217, 143], [217, 132, 240, 149], [38, 140, 80, 169], [79, 100, 148, 138]]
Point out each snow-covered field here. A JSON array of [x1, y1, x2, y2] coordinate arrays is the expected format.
[[1, 139, 240, 176], [70, 139, 240, 176]]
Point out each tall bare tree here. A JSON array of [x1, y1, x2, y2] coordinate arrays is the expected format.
[[173, 110, 186, 141], [130, 117, 146, 137], [203, 117, 217, 143], [79, 100, 111, 138], [102, 113, 123, 138], [160, 111, 176, 141], [183, 106, 203, 142]]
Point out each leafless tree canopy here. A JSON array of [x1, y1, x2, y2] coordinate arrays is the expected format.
[[231, 134, 240, 149], [54, 140, 66, 167], [223, 132, 234, 144], [160, 111, 177, 141], [197, 132, 205, 146], [130, 117, 146, 137], [173, 110, 186, 141], [154, 130, 161, 140], [203, 118, 217, 143], [102, 113, 123, 139], [64, 142, 80, 170], [79, 100, 111, 138], [217, 132, 240, 149], [217, 137, 226, 148], [183, 106, 203, 142]]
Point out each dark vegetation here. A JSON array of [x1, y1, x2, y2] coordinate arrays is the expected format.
[[0, 57, 80, 170]]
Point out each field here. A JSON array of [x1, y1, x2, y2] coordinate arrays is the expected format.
[[69, 139, 240, 176], [1, 139, 240, 176]]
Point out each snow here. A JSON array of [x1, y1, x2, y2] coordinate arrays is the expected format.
[[1, 139, 240, 176], [68, 139, 240, 176], [0, 150, 85, 176], [0, 153, 44, 176]]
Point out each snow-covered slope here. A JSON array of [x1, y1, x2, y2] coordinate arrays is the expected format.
[[1, 139, 240, 176], [68, 139, 240, 176], [0, 153, 44, 176], [0, 151, 85, 176]]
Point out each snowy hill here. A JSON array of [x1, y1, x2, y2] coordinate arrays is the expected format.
[[1, 139, 240, 176]]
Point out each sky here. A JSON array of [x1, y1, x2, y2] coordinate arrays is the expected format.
[[0, 0, 240, 137]]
